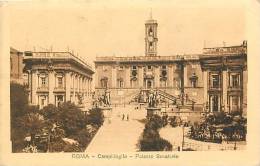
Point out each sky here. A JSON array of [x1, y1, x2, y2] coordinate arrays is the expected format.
[[9, 0, 246, 66]]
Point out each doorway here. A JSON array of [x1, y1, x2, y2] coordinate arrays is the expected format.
[[210, 95, 220, 112], [146, 79, 153, 89]]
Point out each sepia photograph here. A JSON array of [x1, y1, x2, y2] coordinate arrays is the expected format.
[[1, 0, 260, 166]]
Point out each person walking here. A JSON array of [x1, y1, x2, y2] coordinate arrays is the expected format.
[[122, 114, 125, 121], [126, 114, 129, 121]]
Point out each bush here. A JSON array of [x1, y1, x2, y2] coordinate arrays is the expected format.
[[63, 144, 82, 152], [146, 115, 163, 130], [189, 112, 247, 142], [71, 129, 92, 150], [49, 139, 66, 152], [87, 108, 104, 127], [139, 115, 172, 151], [169, 116, 179, 127], [139, 137, 172, 151], [142, 128, 160, 140]]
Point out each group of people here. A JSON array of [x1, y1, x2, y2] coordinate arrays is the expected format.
[[121, 114, 129, 121]]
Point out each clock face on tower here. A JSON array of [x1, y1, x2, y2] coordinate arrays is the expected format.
[[145, 20, 157, 56]]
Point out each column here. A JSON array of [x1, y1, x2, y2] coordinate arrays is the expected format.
[[70, 73, 74, 102], [125, 66, 131, 88], [82, 76, 84, 93], [112, 66, 117, 88], [49, 70, 55, 105], [222, 70, 228, 112], [138, 66, 143, 88], [203, 71, 208, 111], [154, 66, 160, 88], [168, 65, 173, 87], [184, 63, 188, 87], [73, 75, 77, 103], [27, 70, 32, 103], [88, 78, 92, 96], [95, 67, 99, 88], [86, 77, 89, 96], [31, 70, 37, 105], [88, 78, 91, 96], [210, 96, 213, 112], [87, 78, 89, 95], [85, 78, 87, 96], [65, 71, 71, 102], [78, 76, 80, 92], [79, 76, 82, 92], [242, 69, 247, 112]]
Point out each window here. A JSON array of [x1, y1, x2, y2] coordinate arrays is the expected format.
[[230, 74, 240, 88], [101, 77, 108, 88], [118, 79, 124, 88], [131, 80, 138, 88], [161, 65, 167, 77], [41, 77, 46, 86], [132, 66, 137, 70], [58, 77, 63, 87], [119, 66, 124, 71], [190, 73, 198, 88], [41, 98, 45, 106], [230, 96, 240, 112], [148, 65, 152, 70], [211, 74, 220, 88]]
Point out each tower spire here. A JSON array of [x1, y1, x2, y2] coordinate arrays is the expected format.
[[145, 9, 158, 56]]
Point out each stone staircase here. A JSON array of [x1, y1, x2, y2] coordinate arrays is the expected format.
[[132, 89, 196, 111]]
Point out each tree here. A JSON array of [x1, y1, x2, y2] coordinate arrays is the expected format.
[[40, 104, 59, 123], [10, 83, 28, 118], [10, 83, 29, 152], [19, 112, 46, 146], [58, 102, 87, 136]]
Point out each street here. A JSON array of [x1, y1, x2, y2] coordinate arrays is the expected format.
[[85, 105, 146, 152]]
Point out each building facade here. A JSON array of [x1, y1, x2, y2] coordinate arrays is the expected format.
[[94, 15, 247, 114], [10, 47, 26, 84], [23, 51, 94, 109]]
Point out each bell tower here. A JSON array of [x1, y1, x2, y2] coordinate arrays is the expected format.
[[145, 10, 158, 56]]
